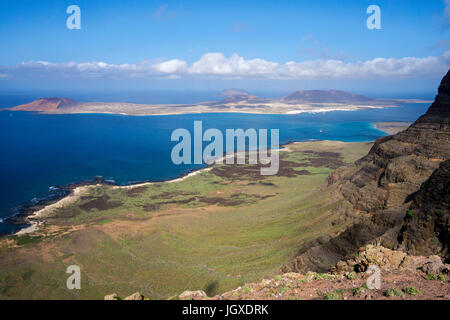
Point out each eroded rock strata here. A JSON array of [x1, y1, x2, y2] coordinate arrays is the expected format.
[[283, 70, 450, 273]]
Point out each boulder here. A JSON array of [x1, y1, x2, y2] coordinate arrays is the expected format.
[[417, 256, 445, 275], [333, 244, 407, 273], [124, 292, 144, 300], [178, 290, 208, 300], [104, 293, 119, 300]]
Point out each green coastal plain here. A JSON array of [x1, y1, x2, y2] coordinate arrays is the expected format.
[[0, 140, 373, 299]]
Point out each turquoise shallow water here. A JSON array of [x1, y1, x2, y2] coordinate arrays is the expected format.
[[0, 102, 429, 234]]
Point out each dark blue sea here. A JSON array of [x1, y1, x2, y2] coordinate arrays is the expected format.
[[0, 97, 431, 234]]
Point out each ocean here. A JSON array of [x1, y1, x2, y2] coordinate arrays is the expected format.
[[0, 98, 430, 235]]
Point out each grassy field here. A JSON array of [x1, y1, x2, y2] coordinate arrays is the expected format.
[[0, 141, 372, 299]]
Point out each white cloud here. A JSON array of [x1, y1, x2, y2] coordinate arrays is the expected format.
[[1, 51, 449, 81], [11, 60, 156, 79], [279, 53, 450, 79], [154, 59, 187, 73], [189, 53, 278, 76]]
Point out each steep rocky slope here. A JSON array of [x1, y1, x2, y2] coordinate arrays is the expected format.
[[282, 70, 450, 273], [336, 70, 449, 213], [398, 160, 449, 260]]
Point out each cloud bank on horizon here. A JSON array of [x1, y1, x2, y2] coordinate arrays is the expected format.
[[2, 51, 450, 81]]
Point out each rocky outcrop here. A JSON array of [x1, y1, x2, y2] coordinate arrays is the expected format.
[[284, 70, 450, 273], [332, 244, 449, 275], [178, 290, 208, 300], [104, 292, 144, 300], [282, 208, 406, 273], [104, 293, 120, 300], [124, 292, 144, 300], [208, 245, 450, 300]]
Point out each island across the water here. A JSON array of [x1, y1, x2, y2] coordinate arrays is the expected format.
[[8, 89, 428, 116]]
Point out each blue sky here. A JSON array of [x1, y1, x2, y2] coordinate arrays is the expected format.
[[0, 0, 449, 96]]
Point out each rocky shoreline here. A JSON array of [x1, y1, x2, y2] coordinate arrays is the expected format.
[[3, 176, 113, 235], [2, 166, 213, 236]]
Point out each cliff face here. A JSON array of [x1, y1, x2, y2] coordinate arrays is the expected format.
[[336, 70, 450, 213], [283, 70, 450, 273], [398, 160, 449, 261]]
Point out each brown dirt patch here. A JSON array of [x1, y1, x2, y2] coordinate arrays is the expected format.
[[299, 150, 345, 169], [211, 159, 311, 181], [210, 150, 346, 181], [126, 186, 149, 197], [78, 195, 122, 211], [140, 197, 197, 212], [198, 193, 273, 206], [147, 191, 197, 200]]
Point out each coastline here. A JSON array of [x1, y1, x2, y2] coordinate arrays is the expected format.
[[47, 104, 393, 116], [8, 142, 300, 236], [10, 167, 213, 236], [6, 138, 362, 236], [3, 107, 392, 117]]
